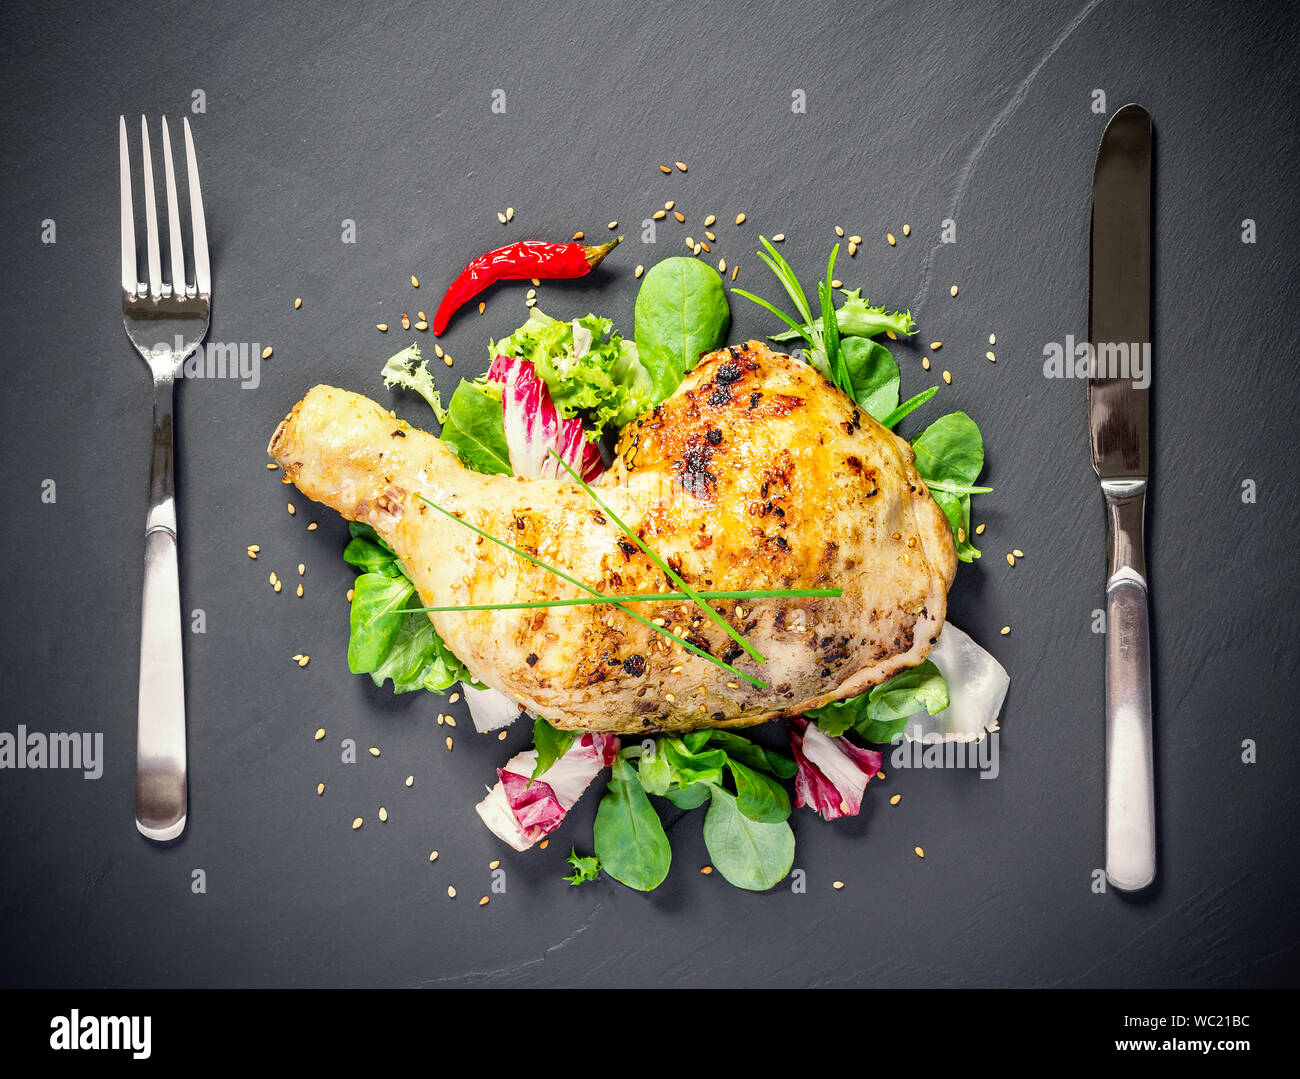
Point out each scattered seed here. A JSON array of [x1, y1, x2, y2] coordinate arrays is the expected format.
[[734, 212, 747, 226], [497, 730, 507, 741], [429, 851, 439, 862], [444, 354, 453, 367], [652, 209, 666, 221], [572, 230, 584, 241], [958, 527, 966, 543], [929, 341, 943, 351], [539, 838, 549, 849], [405, 775, 414, 787], [287, 502, 296, 516], [317, 782, 324, 795], [886, 329, 897, 340], [942, 370, 952, 384], [700, 865, 713, 875], [352, 818, 363, 830], [445, 736, 453, 751], [506, 207, 515, 222], [376, 323, 388, 332], [434, 343, 445, 359], [297, 563, 305, 576], [986, 351, 996, 363], [664, 692, 676, 703], [298, 655, 310, 667], [684, 235, 695, 248], [975, 523, 986, 535], [1013, 548, 1024, 558], [367, 748, 380, 759], [703, 214, 716, 227], [659, 164, 671, 174], [261, 346, 273, 360], [410, 275, 420, 289], [314, 727, 325, 741], [497, 211, 507, 224], [266, 462, 278, 469], [673, 211, 685, 223], [834, 225, 844, 237], [415, 319, 429, 331], [346, 587, 354, 602], [273, 580, 282, 593], [693, 243, 703, 255], [378, 806, 388, 822], [635, 265, 645, 278], [731, 265, 739, 281], [447, 886, 456, 898], [665, 200, 675, 210], [449, 692, 461, 704], [295, 583, 303, 597], [1006, 553, 1016, 566], [914, 846, 925, 858], [832, 880, 845, 890], [307, 522, 318, 531], [718, 258, 726, 274], [922, 356, 931, 370], [445, 717, 456, 728], [831, 278, 842, 289], [1000, 626, 1011, 636], [887, 233, 896, 246], [607, 220, 618, 229], [489, 859, 501, 870], [479, 896, 490, 906], [525, 288, 537, 300], [294, 297, 302, 309], [950, 285, 959, 297], [989, 333, 996, 345], [771, 233, 785, 242], [902, 223, 911, 236], [477, 301, 486, 315], [675, 161, 688, 172], [705, 230, 716, 242], [849, 241, 858, 256], [890, 794, 902, 805]]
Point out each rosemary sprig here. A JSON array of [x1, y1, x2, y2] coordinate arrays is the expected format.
[[403, 587, 841, 614], [547, 451, 767, 666], [415, 493, 770, 689]]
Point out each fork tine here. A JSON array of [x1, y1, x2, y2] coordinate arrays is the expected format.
[[119, 116, 137, 296], [183, 119, 210, 297], [160, 118, 185, 295], [139, 116, 162, 299]]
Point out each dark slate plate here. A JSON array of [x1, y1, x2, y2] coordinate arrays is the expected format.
[[1, 0, 1297, 987]]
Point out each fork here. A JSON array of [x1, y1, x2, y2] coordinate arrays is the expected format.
[[119, 115, 210, 841]]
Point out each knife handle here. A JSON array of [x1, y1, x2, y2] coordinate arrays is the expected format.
[[1102, 479, 1155, 891]]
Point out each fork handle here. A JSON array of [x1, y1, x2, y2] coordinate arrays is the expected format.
[[137, 376, 187, 841]]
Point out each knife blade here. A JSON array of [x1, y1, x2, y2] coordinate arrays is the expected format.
[[1089, 103, 1155, 892]]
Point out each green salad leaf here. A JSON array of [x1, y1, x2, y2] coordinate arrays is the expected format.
[[381, 343, 447, 423], [702, 787, 795, 891], [564, 849, 602, 886], [770, 287, 916, 343], [440, 379, 511, 476], [634, 256, 731, 401], [805, 659, 950, 742], [593, 756, 672, 891], [911, 411, 986, 561], [530, 717, 577, 784]]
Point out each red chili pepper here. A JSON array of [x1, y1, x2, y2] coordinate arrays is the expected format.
[[432, 237, 621, 335]]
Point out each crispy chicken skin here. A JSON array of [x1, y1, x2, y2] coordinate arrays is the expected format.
[[268, 341, 956, 733]]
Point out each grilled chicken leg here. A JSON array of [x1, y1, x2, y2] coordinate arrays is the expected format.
[[269, 341, 956, 733]]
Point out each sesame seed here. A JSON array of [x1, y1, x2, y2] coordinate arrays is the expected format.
[[449, 692, 460, 704], [376, 323, 388, 332], [950, 285, 959, 297], [878, 770, 886, 779], [652, 209, 666, 220], [902, 223, 911, 236], [478, 302, 486, 315], [296, 583, 304, 597], [445, 717, 456, 728], [607, 220, 618, 229], [479, 896, 490, 906], [352, 818, 363, 830], [890, 794, 901, 805], [378, 806, 388, 822], [294, 297, 302, 309], [489, 859, 500, 870], [704, 214, 716, 227], [497, 730, 507, 741], [987, 351, 996, 363], [409, 275, 420, 289], [886, 329, 897, 340], [700, 865, 713, 875], [731, 265, 739, 281], [317, 782, 324, 795], [659, 164, 671, 174], [368, 747, 380, 757], [684, 235, 695, 248], [287, 502, 295, 515], [705, 230, 716, 242], [887, 233, 896, 246], [314, 727, 325, 740], [664, 200, 675, 210], [635, 265, 645, 278], [444, 355, 453, 366], [929, 341, 942, 350], [989, 333, 996, 345], [298, 655, 309, 667], [1000, 626, 1011, 635], [1013, 549, 1024, 558], [734, 212, 747, 225], [526, 288, 536, 299], [405, 775, 414, 787], [506, 207, 514, 222], [849, 234, 862, 244], [957, 527, 966, 543], [346, 587, 354, 602], [445, 736, 453, 751], [266, 462, 278, 469], [307, 522, 318, 531], [572, 231, 584, 241], [675, 161, 688, 172], [447, 886, 456, 898], [771, 233, 785, 242], [539, 838, 549, 849], [273, 581, 282, 593], [831, 278, 842, 289], [914, 846, 925, 858], [975, 523, 986, 535], [429, 851, 439, 862], [673, 211, 685, 223], [415, 320, 429, 331], [297, 563, 305, 576], [434, 343, 444, 358], [942, 370, 952, 384], [922, 356, 931, 370], [849, 241, 858, 256], [693, 243, 702, 256], [261, 346, 273, 360], [835, 225, 844, 237], [832, 880, 844, 890], [1006, 553, 1016, 566]]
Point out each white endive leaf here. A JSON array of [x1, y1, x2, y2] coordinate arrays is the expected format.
[[903, 624, 1009, 743], [462, 683, 523, 732]]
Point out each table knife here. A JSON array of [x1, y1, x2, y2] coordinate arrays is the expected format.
[[1089, 103, 1155, 891]]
